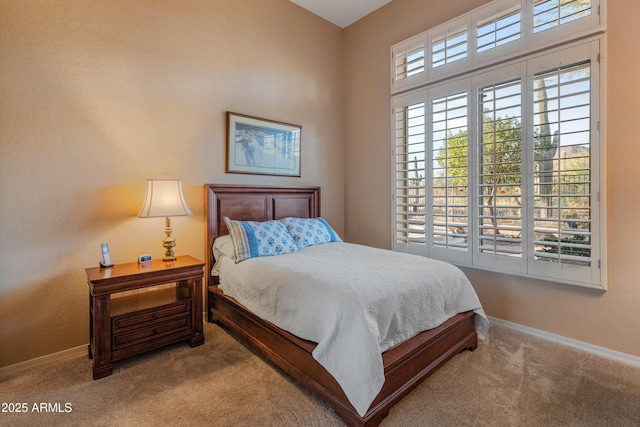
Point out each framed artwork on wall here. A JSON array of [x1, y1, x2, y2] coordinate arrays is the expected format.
[[226, 112, 301, 177]]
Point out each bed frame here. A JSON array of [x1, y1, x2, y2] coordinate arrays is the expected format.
[[204, 184, 477, 427]]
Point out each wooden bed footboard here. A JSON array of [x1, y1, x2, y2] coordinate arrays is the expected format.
[[209, 285, 477, 427]]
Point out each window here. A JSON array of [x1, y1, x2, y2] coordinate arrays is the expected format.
[[477, 7, 521, 53], [432, 26, 468, 68], [394, 43, 425, 82], [391, 0, 603, 92], [532, 61, 593, 266], [478, 78, 523, 258], [533, 0, 591, 33], [431, 91, 469, 251], [394, 101, 426, 245], [391, 0, 605, 289]]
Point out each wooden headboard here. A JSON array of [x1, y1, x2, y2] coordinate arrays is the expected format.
[[204, 184, 321, 287]]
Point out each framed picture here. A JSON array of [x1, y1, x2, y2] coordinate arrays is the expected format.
[[226, 112, 301, 177]]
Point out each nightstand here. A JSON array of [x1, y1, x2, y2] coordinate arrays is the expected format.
[[86, 255, 204, 379]]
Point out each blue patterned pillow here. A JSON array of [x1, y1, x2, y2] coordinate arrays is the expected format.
[[223, 217, 299, 262], [280, 217, 342, 250]]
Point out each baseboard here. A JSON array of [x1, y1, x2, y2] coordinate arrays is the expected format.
[[3, 318, 639, 380], [489, 316, 640, 368], [0, 345, 87, 381], [2, 314, 210, 380]]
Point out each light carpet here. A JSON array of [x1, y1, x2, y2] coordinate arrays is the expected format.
[[1, 322, 639, 426]]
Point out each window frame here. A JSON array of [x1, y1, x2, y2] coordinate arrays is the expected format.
[[391, 31, 606, 290]]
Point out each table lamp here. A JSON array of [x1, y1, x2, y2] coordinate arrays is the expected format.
[[138, 179, 193, 261]]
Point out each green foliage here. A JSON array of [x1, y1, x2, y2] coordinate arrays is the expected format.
[[436, 130, 468, 187], [540, 235, 590, 257], [435, 115, 523, 190]]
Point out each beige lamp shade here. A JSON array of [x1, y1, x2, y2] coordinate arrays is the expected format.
[[138, 179, 193, 218], [138, 179, 192, 261]]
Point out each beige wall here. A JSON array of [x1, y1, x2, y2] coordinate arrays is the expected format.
[[0, 0, 344, 368], [344, 0, 640, 357], [3, 0, 639, 370]]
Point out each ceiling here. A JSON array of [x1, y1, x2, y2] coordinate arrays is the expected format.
[[290, 0, 393, 28]]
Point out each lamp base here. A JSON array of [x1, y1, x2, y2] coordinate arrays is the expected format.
[[162, 254, 176, 262], [162, 216, 177, 261]]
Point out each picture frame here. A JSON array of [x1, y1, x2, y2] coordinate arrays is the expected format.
[[226, 112, 301, 177]]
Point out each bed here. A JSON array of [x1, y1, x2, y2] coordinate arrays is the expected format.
[[204, 184, 486, 426]]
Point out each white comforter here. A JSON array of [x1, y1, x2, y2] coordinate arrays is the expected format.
[[217, 242, 488, 417]]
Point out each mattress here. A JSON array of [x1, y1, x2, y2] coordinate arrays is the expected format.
[[216, 241, 489, 416]]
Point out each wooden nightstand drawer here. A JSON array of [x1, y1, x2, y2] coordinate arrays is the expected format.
[[112, 302, 190, 333], [113, 316, 191, 351]]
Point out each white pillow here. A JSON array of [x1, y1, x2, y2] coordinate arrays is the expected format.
[[211, 235, 236, 275], [213, 234, 236, 260]]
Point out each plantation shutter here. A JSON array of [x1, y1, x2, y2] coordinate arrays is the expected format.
[[477, 78, 524, 265], [391, 0, 604, 289], [430, 89, 470, 259], [533, 0, 591, 33], [393, 97, 427, 250], [432, 26, 468, 69], [532, 61, 593, 268], [394, 43, 425, 82], [477, 6, 521, 54], [531, 0, 600, 48]]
